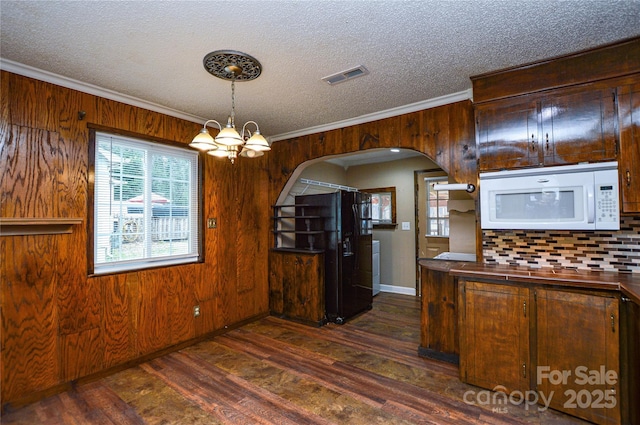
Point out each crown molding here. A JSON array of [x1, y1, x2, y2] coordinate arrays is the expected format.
[[1, 58, 473, 142], [0, 58, 206, 124], [268, 89, 473, 142]]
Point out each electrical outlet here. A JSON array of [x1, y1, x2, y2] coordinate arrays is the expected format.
[[207, 218, 217, 229], [193, 305, 200, 317]]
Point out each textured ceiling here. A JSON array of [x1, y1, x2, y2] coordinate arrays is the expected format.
[[1, 1, 639, 143]]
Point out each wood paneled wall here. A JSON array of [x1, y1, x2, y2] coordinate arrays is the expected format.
[[0, 71, 270, 407], [266, 100, 477, 208], [1, 70, 475, 408]]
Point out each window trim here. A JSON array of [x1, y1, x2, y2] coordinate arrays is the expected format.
[[425, 177, 450, 237], [361, 186, 397, 229], [87, 126, 203, 276]]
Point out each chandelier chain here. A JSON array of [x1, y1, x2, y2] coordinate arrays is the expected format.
[[231, 75, 236, 127]]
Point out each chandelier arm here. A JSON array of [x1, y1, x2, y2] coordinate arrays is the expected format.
[[202, 119, 223, 131], [241, 121, 260, 139]]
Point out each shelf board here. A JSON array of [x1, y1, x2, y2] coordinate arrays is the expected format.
[[0, 218, 83, 236]]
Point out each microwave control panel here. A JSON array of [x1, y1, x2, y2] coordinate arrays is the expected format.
[[594, 169, 619, 229]]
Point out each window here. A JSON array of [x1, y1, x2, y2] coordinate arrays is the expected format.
[[426, 178, 449, 236], [91, 131, 200, 274], [363, 187, 396, 229]]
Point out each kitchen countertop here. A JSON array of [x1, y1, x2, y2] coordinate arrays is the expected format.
[[432, 252, 477, 262], [418, 258, 469, 273], [419, 260, 640, 305]]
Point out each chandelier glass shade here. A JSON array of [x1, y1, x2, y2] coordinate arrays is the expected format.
[[189, 51, 270, 164]]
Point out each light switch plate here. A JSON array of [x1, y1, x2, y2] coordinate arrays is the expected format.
[[402, 222, 411, 230]]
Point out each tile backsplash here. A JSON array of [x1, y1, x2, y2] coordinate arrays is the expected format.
[[483, 216, 640, 273]]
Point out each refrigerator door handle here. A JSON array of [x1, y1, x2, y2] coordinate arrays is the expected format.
[[351, 203, 360, 265], [353, 203, 362, 241], [352, 203, 359, 235]]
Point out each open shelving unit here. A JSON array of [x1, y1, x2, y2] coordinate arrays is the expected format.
[[272, 204, 325, 252]]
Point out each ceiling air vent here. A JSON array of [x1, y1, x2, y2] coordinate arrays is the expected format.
[[321, 65, 369, 85]]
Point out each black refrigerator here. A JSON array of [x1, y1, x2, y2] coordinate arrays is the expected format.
[[295, 190, 373, 324]]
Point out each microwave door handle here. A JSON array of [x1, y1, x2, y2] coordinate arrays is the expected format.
[[586, 186, 595, 224]]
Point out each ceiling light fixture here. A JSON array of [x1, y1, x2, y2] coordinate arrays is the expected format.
[[189, 50, 270, 164]]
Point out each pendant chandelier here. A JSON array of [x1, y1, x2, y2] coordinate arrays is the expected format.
[[189, 50, 270, 164]]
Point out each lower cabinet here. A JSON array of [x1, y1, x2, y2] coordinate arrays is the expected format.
[[458, 279, 621, 425], [419, 265, 460, 363], [458, 281, 530, 394], [621, 297, 640, 425], [536, 289, 620, 425], [269, 250, 325, 326]]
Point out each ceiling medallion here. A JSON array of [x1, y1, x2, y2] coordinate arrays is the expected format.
[[202, 50, 262, 81]]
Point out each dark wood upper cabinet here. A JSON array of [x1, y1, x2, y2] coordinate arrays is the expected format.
[[473, 37, 640, 173], [617, 80, 640, 214], [541, 87, 617, 166], [477, 85, 618, 172], [476, 99, 539, 170]]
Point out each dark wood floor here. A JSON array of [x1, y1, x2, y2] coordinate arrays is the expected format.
[[1, 293, 588, 424]]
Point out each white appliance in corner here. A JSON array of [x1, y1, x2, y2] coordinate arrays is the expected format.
[[372, 240, 380, 296]]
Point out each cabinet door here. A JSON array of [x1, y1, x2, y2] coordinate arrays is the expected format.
[[459, 281, 530, 393], [271, 252, 325, 325], [621, 297, 640, 425], [541, 87, 617, 165], [282, 254, 325, 325], [420, 268, 458, 362], [476, 100, 540, 171], [618, 80, 640, 213], [536, 289, 620, 425], [269, 251, 288, 315]]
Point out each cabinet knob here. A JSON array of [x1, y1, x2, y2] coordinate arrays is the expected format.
[[611, 313, 615, 333], [531, 134, 536, 151], [545, 133, 549, 151]]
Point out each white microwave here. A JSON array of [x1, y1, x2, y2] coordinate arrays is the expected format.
[[480, 162, 619, 230]]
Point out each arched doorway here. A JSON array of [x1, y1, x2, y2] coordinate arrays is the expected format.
[[276, 148, 445, 296]]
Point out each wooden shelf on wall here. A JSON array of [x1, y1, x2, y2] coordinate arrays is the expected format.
[[0, 218, 83, 236]]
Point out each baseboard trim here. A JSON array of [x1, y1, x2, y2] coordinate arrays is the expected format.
[[418, 346, 460, 365], [379, 284, 417, 296], [1, 311, 269, 413]]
